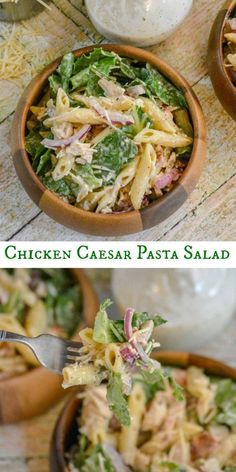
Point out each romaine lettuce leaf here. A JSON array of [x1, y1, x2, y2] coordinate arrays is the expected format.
[[122, 106, 153, 138], [92, 131, 138, 184], [25, 130, 45, 158], [78, 445, 116, 472], [107, 373, 130, 427], [139, 64, 187, 108], [93, 299, 116, 344], [215, 378, 236, 427]]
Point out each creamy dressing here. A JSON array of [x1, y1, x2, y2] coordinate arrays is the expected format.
[[85, 0, 193, 46], [112, 269, 236, 350]]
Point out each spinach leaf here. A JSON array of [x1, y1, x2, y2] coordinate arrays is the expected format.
[[122, 106, 153, 138], [118, 58, 136, 79], [92, 131, 138, 184], [139, 65, 187, 108], [169, 374, 185, 401], [36, 149, 52, 175], [55, 286, 82, 337], [73, 48, 117, 74], [140, 367, 165, 386], [70, 67, 91, 91], [215, 379, 236, 427], [76, 164, 102, 190], [80, 445, 115, 472], [40, 269, 83, 337], [25, 130, 45, 158], [48, 74, 61, 97], [224, 468, 236, 472], [0, 292, 25, 325], [42, 175, 80, 202], [132, 311, 167, 329], [57, 52, 75, 92], [109, 320, 126, 343], [107, 373, 130, 426]]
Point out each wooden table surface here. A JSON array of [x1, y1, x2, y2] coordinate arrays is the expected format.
[[0, 0, 236, 241], [0, 269, 235, 472]]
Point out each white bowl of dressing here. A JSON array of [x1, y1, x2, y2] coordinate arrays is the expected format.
[[112, 269, 236, 350], [85, 0, 193, 47]]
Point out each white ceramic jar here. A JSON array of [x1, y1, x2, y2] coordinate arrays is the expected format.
[[85, 0, 193, 47], [112, 269, 236, 350]]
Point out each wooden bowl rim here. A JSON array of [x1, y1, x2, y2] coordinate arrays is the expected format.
[[208, 0, 236, 119], [12, 44, 206, 233], [50, 350, 236, 472], [217, 0, 236, 92], [0, 269, 99, 420]]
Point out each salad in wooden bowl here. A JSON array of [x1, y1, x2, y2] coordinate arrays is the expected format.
[[12, 45, 206, 236], [50, 351, 236, 472], [0, 268, 98, 423]]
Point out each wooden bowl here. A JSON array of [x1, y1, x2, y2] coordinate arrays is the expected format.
[[12, 45, 206, 236], [49, 351, 236, 472], [208, 0, 236, 120], [0, 269, 99, 424]]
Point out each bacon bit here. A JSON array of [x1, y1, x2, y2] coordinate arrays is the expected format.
[[155, 168, 180, 190], [191, 431, 217, 461]]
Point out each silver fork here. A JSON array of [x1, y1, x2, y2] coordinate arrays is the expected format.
[[0, 331, 82, 374]]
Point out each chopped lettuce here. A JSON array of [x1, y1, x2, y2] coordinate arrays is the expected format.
[[0, 291, 25, 324], [42, 175, 80, 203], [92, 131, 138, 184], [25, 130, 45, 158], [132, 311, 167, 329], [93, 299, 115, 344], [215, 379, 236, 427], [122, 106, 153, 138], [107, 373, 130, 427], [139, 64, 187, 108], [160, 462, 187, 472], [76, 164, 102, 190], [72, 444, 115, 472]]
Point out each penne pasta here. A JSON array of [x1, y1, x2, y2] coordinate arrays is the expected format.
[[134, 128, 193, 147], [142, 97, 177, 134], [62, 364, 100, 388], [130, 144, 156, 210]]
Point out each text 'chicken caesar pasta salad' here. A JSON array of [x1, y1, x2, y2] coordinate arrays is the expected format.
[[25, 48, 193, 214], [67, 368, 236, 472], [62, 300, 183, 427], [0, 269, 82, 378], [224, 9, 236, 86]]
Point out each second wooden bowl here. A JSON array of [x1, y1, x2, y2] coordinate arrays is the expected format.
[[208, 0, 236, 120], [12, 44, 206, 236], [0, 269, 99, 424], [49, 351, 236, 472]]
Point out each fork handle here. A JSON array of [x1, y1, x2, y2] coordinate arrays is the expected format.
[[0, 330, 32, 347]]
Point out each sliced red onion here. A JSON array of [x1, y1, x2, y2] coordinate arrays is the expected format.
[[124, 308, 135, 340], [91, 100, 134, 126], [131, 339, 151, 364], [41, 124, 91, 149], [103, 444, 132, 472], [120, 345, 137, 365], [155, 168, 180, 190], [126, 84, 146, 97], [98, 78, 125, 98]]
